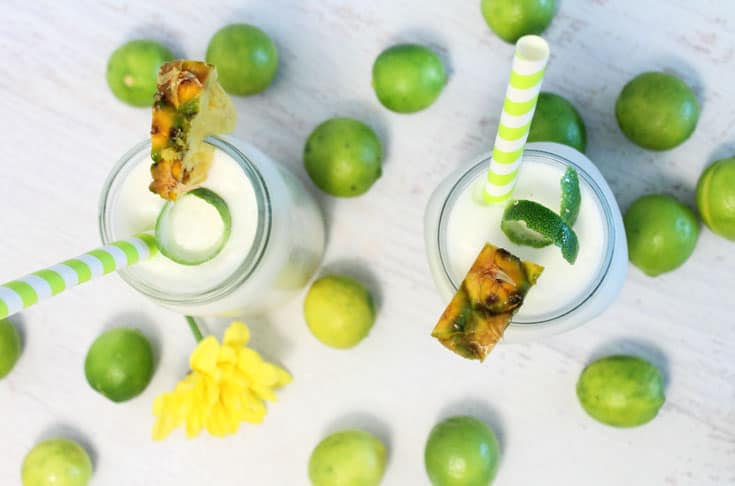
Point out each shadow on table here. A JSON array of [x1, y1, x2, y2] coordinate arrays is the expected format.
[[102, 311, 163, 371], [301, 100, 391, 242], [438, 398, 506, 454], [708, 140, 735, 165], [322, 411, 393, 459], [319, 259, 384, 313], [35, 424, 98, 470], [655, 56, 705, 101], [202, 315, 294, 370], [126, 25, 186, 59], [386, 28, 453, 78], [330, 100, 391, 159], [7, 314, 26, 354], [587, 338, 671, 388]]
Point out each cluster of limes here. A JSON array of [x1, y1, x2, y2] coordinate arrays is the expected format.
[[12, 0, 733, 484], [307, 352, 665, 486], [616, 71, 735, 277], [4, 321, 155, 486], [308, 417, 500, 486]]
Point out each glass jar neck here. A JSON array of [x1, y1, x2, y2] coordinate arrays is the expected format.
[[98, 136, 272, 306], [436, 147, 616, 325]]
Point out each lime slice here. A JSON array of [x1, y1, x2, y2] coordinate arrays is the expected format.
[[155, 188, 232, 265], [560, 166, 581, 225], [502, 200, 579, 264]]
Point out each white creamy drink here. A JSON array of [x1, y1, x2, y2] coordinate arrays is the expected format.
[[100, 136, 325, 316], [115, 148, 259, 295], [445, 159, 606, 321], [425, 143, 628, 341]]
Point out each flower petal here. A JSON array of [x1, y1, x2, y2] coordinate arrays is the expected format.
[[223, 321, 250, 348], [152, 320, 292, 441], [190, 337, 220, 375]]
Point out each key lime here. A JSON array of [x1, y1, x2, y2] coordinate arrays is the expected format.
[[304, 275, 376, 349], [624, 194, 699, 276], [21, 438, 92, 486], [501, 199, 579, 264], [577, 355, 665, 427], [528, 92, 587, 153], [206, 24, 278, 96], [304, 118, 383, 197], [84, 327, 154, 402], [372, 44, 447, 113], [308, 430, 387, 486], [0, 318, 21, 378], [696, 157, 735, 241], [615, 71, 699, 150], [481, 0, 557, 43], [425, 416, 500, 486], [106, 40, 173, 107]]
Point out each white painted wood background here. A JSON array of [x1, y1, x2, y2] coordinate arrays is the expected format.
[[1, 0, 734, 484]]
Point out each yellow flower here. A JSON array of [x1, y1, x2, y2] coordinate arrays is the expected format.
[[152, 321, 292, 440]]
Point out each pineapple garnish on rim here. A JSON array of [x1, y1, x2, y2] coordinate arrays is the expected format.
[[432, 243, 543, 361], [150, 60, 236, 200]]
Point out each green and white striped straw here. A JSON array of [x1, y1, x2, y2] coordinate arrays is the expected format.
[[483, 35, 550, 204], [0, 234, 158, 320]]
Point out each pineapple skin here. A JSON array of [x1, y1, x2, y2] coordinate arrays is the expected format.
[[431, 244, 543, 361], [149, 60, 235, 200]]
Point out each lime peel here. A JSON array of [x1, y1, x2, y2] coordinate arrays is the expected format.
[[155, 188, 232, 265], [560, 166, 581, 225], [502, 199, 579, 264]]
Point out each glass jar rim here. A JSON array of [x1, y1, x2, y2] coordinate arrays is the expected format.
[[98, 136, 272, 305], [436, 147, 616, 326]]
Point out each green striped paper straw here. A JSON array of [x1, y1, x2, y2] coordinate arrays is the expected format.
[[0, 234, 158, 320], [483, 35, 550, 204]]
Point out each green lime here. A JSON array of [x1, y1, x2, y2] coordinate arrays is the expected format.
[[0, 318, 21, 378], [84, 327, 154, 402], [21, 438, 92, 486], [304, 118, 383, 197], [696, 157, 735, 241], [372, 44, 447, 113], [528, 92, 587, 153], [624, 194, 699, 276], [577, 355, 665, 427], [425, 416, 500, 486], [206, 24, 278, 96], [304, 275, 376, 349], [308, 430, 387, 486], [615, 71, 699, 150], [501, 199, 579, 264], [560, 166, 581, 225], [481, 0, 557, 43], [106, 40, 173, 107]]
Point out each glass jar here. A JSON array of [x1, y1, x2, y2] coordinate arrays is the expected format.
[[99, 136, 325, 317], [424, 142, 628, 342]]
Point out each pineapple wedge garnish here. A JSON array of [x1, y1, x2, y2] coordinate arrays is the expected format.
[[432, 243, 543, 361], [150, 60, 236, 200]]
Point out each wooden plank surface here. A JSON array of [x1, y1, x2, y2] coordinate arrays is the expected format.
[[0, 0, 733, 484]]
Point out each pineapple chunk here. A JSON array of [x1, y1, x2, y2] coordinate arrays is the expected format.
[[432, 244, 543, 361], [149, 60, 236, 200]]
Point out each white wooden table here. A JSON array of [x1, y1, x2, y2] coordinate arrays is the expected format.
[[1, 1, 734, 484]]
